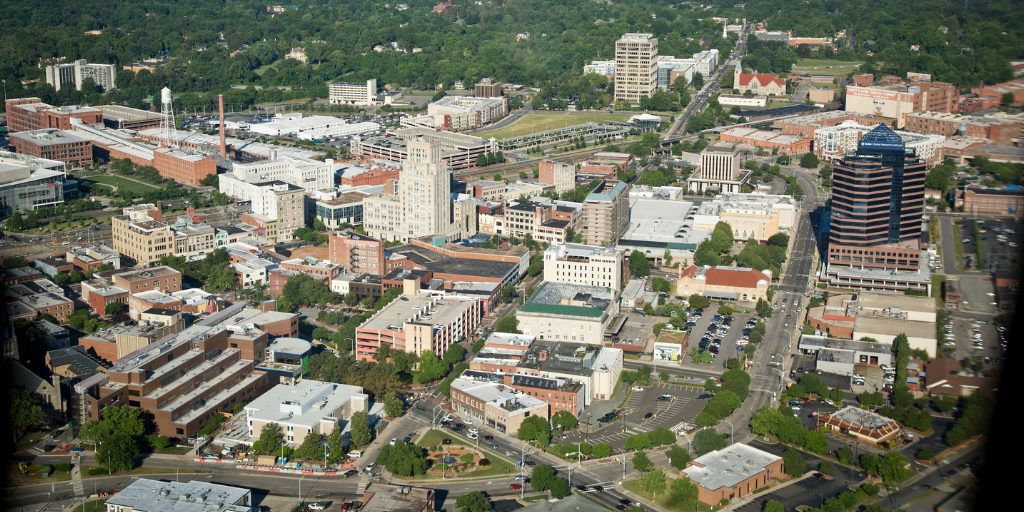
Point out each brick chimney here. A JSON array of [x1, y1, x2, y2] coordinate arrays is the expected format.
[[218, 94, 227, 158]]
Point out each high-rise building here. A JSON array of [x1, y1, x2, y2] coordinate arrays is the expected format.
[[111, 204, 175, 266], [614, 33, 658, 106], [328, 79, 378, 105], [827, 124, 927, 272], [218, 178, 306, 243], [45, 59, 117, 92], [686, 142, 751, 193], [362, 139, 476, 243], [538, 160, 576, 194], [543, 243, 625, 290], [582, 179, 629, 246], [473, 78, 503, 98]]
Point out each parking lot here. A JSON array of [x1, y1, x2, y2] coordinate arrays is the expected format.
[[678, 309, 760, 367], [947, 316, 1003, 362], [573, 383, 708, 449], [614, 311, 661, 352], [733, 440, 865, 512]]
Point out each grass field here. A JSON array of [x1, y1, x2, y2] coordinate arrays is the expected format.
[[792, 59, 863, 76], [81, 175, 160, 194], [71, 499, 107, 512], [477, 112, 635, 140]]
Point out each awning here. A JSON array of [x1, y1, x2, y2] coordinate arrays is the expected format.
[[703, 291, 739, 300]]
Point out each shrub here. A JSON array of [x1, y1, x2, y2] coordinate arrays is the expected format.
[[55, 463, 72, 473], [87, 467, 109, 475], [459, 453, 474, 463]]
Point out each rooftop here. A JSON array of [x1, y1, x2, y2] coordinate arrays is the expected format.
[[245, 380, 367, 429], [361, 483, 434, 512], [856, 291, 936, 314], [450, 377, 548, 412], [517, 339, 620, 377], [682, 444, 782, 491], [360, 291, 480, 333], [521, 282, 616, 319], [389, 244, 522, 280], [829, 406, 897, 430], [105, 478, 251, 512], [266, 337, 312, 355], [798, 335, 893, 355], [10, 129, 89, 146]]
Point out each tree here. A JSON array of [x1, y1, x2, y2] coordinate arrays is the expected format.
[[877, 452, 911, 483], [350, 411, 373, 446], [639, 468, 667, 495], [916, 447, 934, 460], [688, 294, 710, 309], [549, 477, 571, 498], [10, 388, 44, 439], [327, 427, 347, 462], [819, 460, 835, 475], [666, 444, 691, 470], [96, 433, 140, 472], [693, 429, 728, 456], [495, 316, 521, 334], [860, 453, 880, 475], [257, 422, 283, 454], [530, 464, 556, 491], [442, 344, 465, 366], [783, 447, 805, 477], [764, 500, 785, 512], [6, 211, 24, 231], [296, 432, 325, 462], [551, 410, 578, 431], [692, 72, 705, 90], [803, 430, 828, 455], [377, 442, 427, 476], [594, 443, 612, 459], [383, 392, 404, 417], [649, 427, 676, 446], [455, 491, 492, 512], [632, 450, 653, 472], [99, 301, 126, 316], [932, 394, 958, 414], [517, 415, 551, 445], [800, 152, 819, 168], [756, 299, 773, 318], [837, 446, 853, 465], [670, 477, 700, 511], [664, 248, 673, 267], [625, 433, 652, 451], [629, 251, 651, 277]]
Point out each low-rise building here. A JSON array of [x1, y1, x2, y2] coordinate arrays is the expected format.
[[904, 111, 1021, 146], [543, 243, 625, 291], [331, 273, 384, 299], [717, 95, 768, 108], [104, 478, 252, 512], [79, 310, 185, 362], [449, 376, 549, 434], [687, 143, 751, 194], [819, 406, 901, 445], [329, 79, 380, 106], [652, 330, 687, 363], [719, 127, 812, 155], [9, 129, 93, 166], [66, 245, 121, 271], [4, 98, 102, 133], [470, 333, 534, 373], [33, 257, 74, 277], [46, 345, 108, 379], [923, 357, 998, 397], [579, 152, 635, 178], [736, 74, 786, 96], [256, 337, 313, 385], [676, 265, 772, 304], [517, 282, 621, 345], [852, 292, 937, 357], [128, 291, 183, 319], [516, 340, 623, 405], [355, 287, 485, 361], [360, 483, 435, 512], [329, 229, 387, 275], [312, 189, 370, 229], [681, 444, 784, 506], [797, 335, 893, 375], [245, 379, 368, 444], [692, 192, 796, 241], [954, 186, 1024, 216], [0, 151, 68, 216]]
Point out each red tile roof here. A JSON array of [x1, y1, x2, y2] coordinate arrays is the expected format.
[[738, 73, 786, 88], [681, 265, 770, 289]]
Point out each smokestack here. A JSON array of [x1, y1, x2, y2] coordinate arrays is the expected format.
[[218, 94, 226, 158]]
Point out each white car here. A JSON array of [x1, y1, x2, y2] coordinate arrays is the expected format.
[[390, 438, 398, 446], [467, 433, 478, 440], [443, 415, 454, 422], [631, 386, 644, 391], [308, 504, 326, 511], [823, 399, 835, 406], [468, 428, 479, 434]]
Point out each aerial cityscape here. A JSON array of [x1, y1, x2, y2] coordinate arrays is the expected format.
[[1, 2, 1020, 512]]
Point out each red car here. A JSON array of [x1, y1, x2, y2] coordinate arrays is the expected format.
[[802, 396, 812, 403], [510, 484, 523, 490], [341, 504, 351, 511]]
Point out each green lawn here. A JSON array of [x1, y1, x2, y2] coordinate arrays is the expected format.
[[81, 174, 160, 194], [932, 275, 946, 308], [71, 499, 107, 512], [254, 61, 281, 76], [623, 479, 719, 512], [792, 59, 864, 76], [477, 112, 636, 140], [414, 429, 517, 479]]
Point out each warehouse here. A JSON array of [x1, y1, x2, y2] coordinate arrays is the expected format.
[[247, 114, 381, 140]]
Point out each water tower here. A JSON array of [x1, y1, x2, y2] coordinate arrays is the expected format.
[[159, 86, 176, 148]]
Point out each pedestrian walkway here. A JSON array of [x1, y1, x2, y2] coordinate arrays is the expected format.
[[71, 452, 84, 497]]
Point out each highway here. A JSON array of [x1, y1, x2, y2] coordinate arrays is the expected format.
[[667, 24, 751, 138]]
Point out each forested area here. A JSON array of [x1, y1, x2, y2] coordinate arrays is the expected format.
[[0, 0, 733, 111]]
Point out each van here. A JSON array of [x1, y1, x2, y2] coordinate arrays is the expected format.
[[349, 450, 363, 459]]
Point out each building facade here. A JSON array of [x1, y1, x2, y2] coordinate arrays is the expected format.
[[538, 160, 576, 194], [543, 243, 624, 291], [581, 180, 629, 246], [9, 129, 93, 166], [687, 142, 751, 193], [329, 229, 387, 275], [329, 79, 378, 105], [614, 34, 659, 106], [676, 265, 771, 303], [45, 59, 117, 92], [112, 204, 175, 266]]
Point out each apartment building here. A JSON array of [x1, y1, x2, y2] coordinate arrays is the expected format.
[[904, 111, 1021, 146], [45, 59, 117, 92], [543, 243, 625, 291], [170, 216, 217, 261], [4, 279, 74, 324], [329, 229, 386, 275], [244, 380, 368, 444], [614, 33, 659, 105], [280, 258, 343, 281], [219, 178, 306, 243], [112, 204, 175, 266], [329, 79, 379, 105], [538, 160, 576, 194], [9, 129, 93, 166], [581, 180, 629, 246], [845, 81, 958, 128], [474, 78, 503, 98]]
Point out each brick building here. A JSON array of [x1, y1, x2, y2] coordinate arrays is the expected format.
[[954, 186, 1024, 216], [329, 229, 387, 275], [904, 111, 1021, 146], [4, 98, 102, 132], [719, 127, 812, 154], [681, 444, 785, 505], [9, 129, 93, 166], [152, 148, 217, 186]]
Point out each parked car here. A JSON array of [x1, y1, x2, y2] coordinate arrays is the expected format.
[[510, 484, 523, 490], [631, 386, 644, 391]]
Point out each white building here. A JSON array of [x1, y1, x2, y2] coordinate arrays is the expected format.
[[718, 94, 769, 108], [105, 479, 252, 512], [692, 192, 797, 240], [402, 96, 509, 131], [583, 60, 617, 77], [813, 120, 946, 166], [656, 56, 696, 90], [615, 33, 659, 105], [329, 79, 379, 106], [543, 243, 625, 291], [218, 177, 306, 243], [247, 114, 381, 141], [245, 380, 369, 445], [517, 282, 621, 345], [690, 49, 720, 77], [228, 154, 333, 192], [231, 258, 277, 287], [45, 59, 117, 92]]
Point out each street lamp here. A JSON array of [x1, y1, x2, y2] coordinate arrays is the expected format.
[[322, 439, 329, 468], [723, 420, 734, 446]]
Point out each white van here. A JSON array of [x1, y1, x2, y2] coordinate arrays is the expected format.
[[349, 450, 363, 459]]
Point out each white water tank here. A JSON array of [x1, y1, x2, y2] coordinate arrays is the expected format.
[[161, 87, 172, 105]]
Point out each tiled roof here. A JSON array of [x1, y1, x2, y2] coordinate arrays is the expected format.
[[738, 73, 786, 88]]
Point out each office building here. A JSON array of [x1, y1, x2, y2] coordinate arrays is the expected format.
[[244, 379, 368, 444], [0, 152, 67, 216], [538, 160, 576, 194], [352, 127, 495, 171], [826, 124, 927, 274], [582, 179, 629, 246], [362, 139, 476, 243], [66, 245, 121, 271], [474, 78, 503, 98], [4, 98, 102, 133], [689, 49, 719, 77], [614, 33, 659, 105], [681, 444, 784, 506], [495, 198, 581, 243], [676, 265, 772, 303], [686, 143, 751, 193], [543, 243, 625, 291], [449, 376, 549, 434], [797, 335, 893, 375], [517, 282, 620, 345], [845, 81, 958, 128], [692, 192, 796, 240], [229, 153, 333, 192], [309, 189, 369, 229], [45, 59, 117, 92], [719, 127, 812, 155], [9, 129, 93, 166], [583, 60, 616, 77], [79, 311, 185, 362], [970, 79, 1024, 107], [329, 79, 379, 106], [516, 340, 623, 404], [656, 56, 695, 90], [111, 204, 175, 266], [355, 287, 485, 361]]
